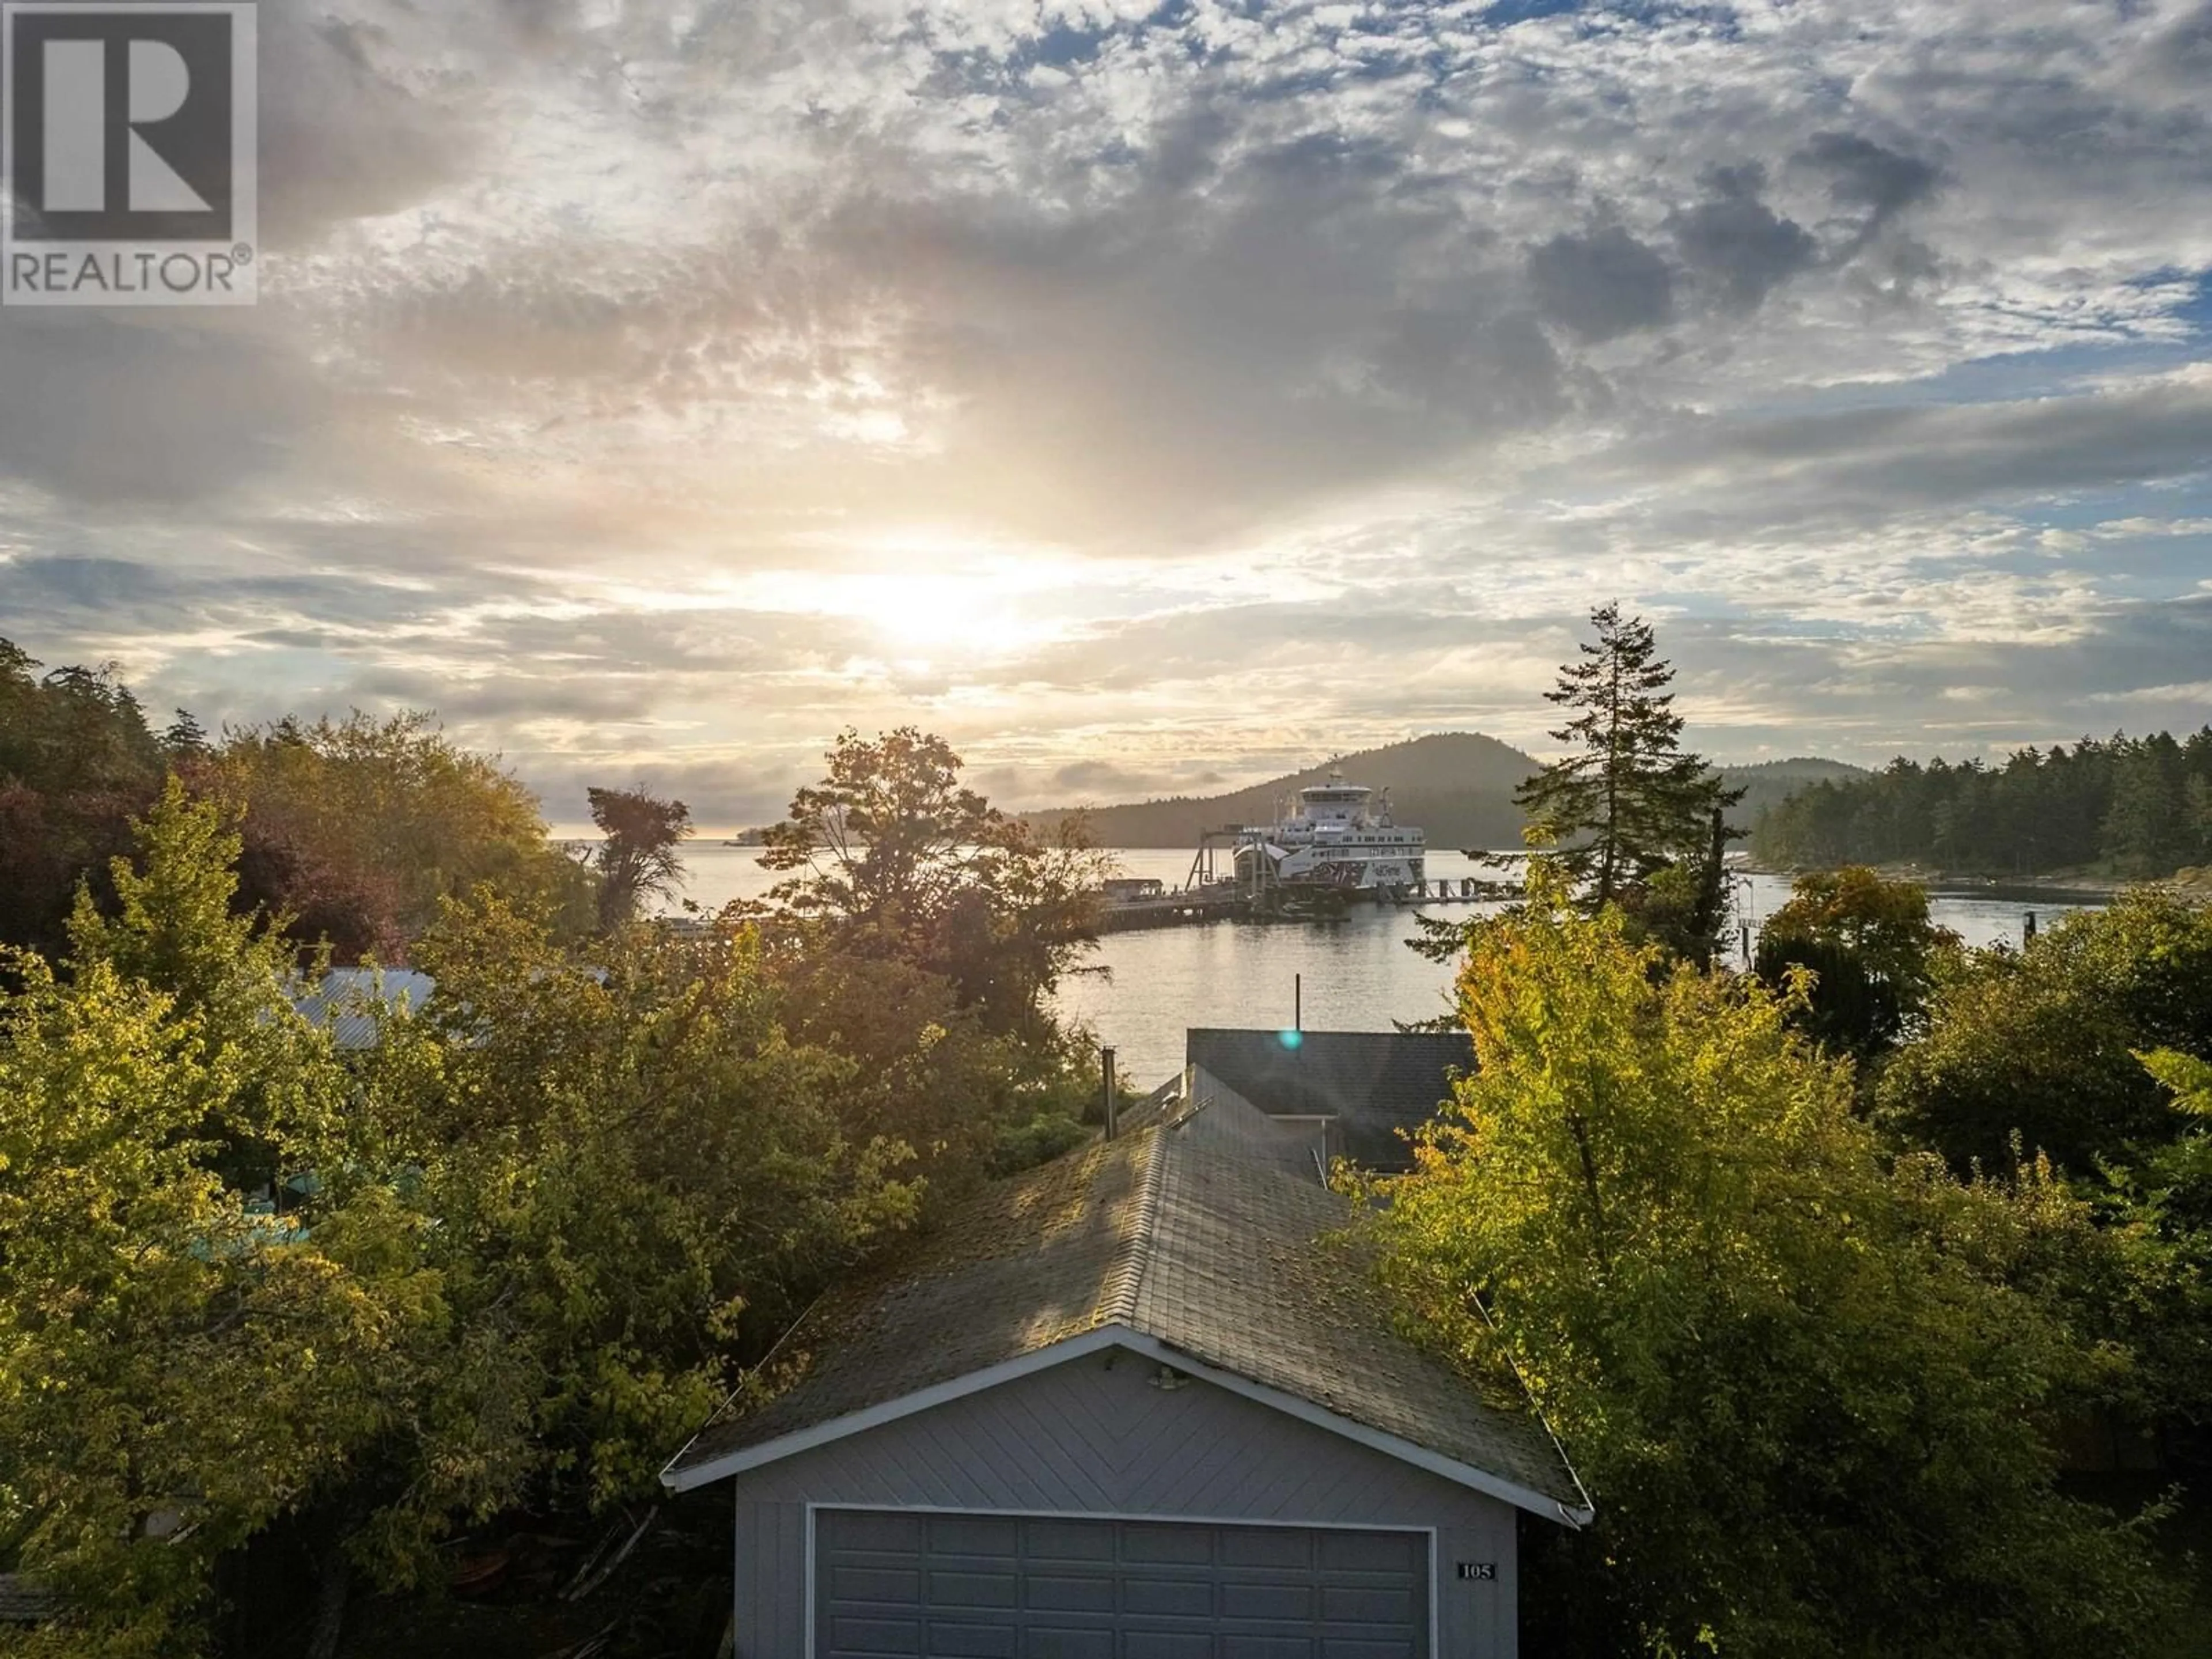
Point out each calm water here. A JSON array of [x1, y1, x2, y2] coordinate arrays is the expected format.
[[671, 845, 2104, 1088]]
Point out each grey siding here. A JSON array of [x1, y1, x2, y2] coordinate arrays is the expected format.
[[724, 1343, 1517, 1658]]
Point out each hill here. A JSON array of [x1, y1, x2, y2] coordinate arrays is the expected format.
[[1719, 757, 1873, 828], [1023, 739, 1873, 851], [1022, 733, 1537, 849]]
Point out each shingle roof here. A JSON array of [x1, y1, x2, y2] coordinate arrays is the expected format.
[[663, 1085, 1584, 1516], [1183, 1028, 1476, 1169]]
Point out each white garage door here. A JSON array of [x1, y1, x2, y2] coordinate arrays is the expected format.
[[814, 1509, 1430, 1659]]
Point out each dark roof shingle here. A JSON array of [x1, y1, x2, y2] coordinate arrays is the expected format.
[[664, 1084, 1583, 1517]]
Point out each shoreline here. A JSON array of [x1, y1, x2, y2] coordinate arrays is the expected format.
[[1737, 861, 2212, 899]]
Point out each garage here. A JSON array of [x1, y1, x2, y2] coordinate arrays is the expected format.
[[666, 1088, 1590, 1657], [815, 1509, 1429, 1658]]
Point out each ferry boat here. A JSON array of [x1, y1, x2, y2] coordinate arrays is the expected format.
[[1233, 771, 1426, 893]]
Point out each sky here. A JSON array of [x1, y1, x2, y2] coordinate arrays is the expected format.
[[2, 0, 2210, 832]]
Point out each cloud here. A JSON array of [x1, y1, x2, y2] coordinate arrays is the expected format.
[[1529, 226, 1677, 343], [1666, 164, 1819, 313], [6, 0, 2212, 809]]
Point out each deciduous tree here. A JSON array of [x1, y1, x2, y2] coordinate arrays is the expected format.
[[1752, 865, 1957, 1058], [1368, 869, 2182, 1656], [586, 785, 692, 930], [757, 727, 1105, 1032], [1876, 890, 2212, 1173]]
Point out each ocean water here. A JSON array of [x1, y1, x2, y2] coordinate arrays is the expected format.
[[671, 844, 2104, 1088]]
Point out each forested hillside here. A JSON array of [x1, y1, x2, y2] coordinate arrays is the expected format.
[[1722, 756, 1872, 826], [1022, 732, 1537, 848], [1751, 729, 2212, 877]]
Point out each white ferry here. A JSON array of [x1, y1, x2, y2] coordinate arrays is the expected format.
[[1233, 771, 1426, 893]]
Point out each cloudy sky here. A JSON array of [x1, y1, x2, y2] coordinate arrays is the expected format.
[[3, 0, 2210, 829]]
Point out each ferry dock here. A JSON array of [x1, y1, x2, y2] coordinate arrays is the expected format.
[[1094, 875, 1504, 934]]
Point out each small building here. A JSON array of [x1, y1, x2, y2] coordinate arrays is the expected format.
[[662, 1082, 1586, 1656], [1100, 876, 1169, 902], [1184, 1028, 1476, 1170]]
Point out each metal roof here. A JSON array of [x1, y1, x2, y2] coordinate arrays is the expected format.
[[662, 1084, 1586, 1518], [293, 967, 437, 1050], [1183, 1028, 1476, 1170]]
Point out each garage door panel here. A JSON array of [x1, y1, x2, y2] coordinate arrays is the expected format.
[[815, 1510, 1427, 1659], [1221, 1529, 1312, 1568], [1123, 1578, 1212, 1615], [824, 1613, 922, 1654], [931, 1516, 1021, 1555], [1027, 1573, 1115, 1613], [927, 1625, 1017, 1657], [1218, 1638, 1313, 1659], [1027, 1632, 1113, 1659], [839, 1512, 927, 1551], [830, 1564, 923, 1601], [1121, 1524, 1214, 1565], [1317, 1531, 1418, 1571], [1322, 1584, 1421, 1622], [1221, 1581, 1316, 1618], [1124, 1634, 1211, 1659], [1027, 1521, 1118, 1562]]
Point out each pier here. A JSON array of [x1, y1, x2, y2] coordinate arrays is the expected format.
[[1093, 875, 1503, 934]]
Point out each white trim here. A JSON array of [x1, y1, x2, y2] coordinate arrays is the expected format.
[[660, 1327, 1127, 1493], [666, 1325, 1591, 1527], [805, 1502, 1441, 1657]]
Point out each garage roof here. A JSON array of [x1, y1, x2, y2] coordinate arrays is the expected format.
[[662, 1086, 1589, 1521]]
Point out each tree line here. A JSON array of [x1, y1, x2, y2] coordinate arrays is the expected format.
[[1750, 727, 2212, 878]]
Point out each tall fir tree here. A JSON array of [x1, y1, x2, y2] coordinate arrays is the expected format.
[[1513, 604, 1741, 956]]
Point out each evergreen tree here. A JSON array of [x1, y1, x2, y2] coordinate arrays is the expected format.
[[161, 707, 210, 759], [1752, 726, 2212, 878], [1513, 604, 1741, 958]]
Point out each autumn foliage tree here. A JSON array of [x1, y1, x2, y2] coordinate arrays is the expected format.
[[207, 712, 594, 959], [757, 727, 1106, 1034]]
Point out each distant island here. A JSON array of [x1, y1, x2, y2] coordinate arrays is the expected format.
[[1019, 733, 1868, 850]]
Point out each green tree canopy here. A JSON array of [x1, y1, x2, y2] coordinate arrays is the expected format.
[[1369, 869, 2181, 1656], [1752, 728, 2212, 878], [207, 711, 595, 959], [1876, 889, 2212, 1173], [0, 639, 169, 956], [0, 787, 420, 1657], [1753, 865, 1959, 1058]]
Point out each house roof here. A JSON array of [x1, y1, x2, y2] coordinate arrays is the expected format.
[[1183, 1028, 1475, 1170], [293, 968, 438, 1050], [0, 1574, 63, 1624], [661, 1085, 1587, 1521]]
